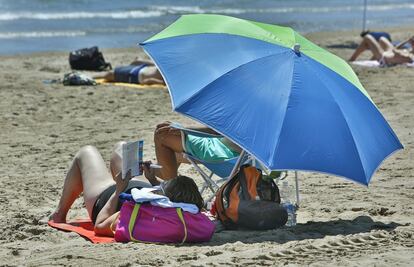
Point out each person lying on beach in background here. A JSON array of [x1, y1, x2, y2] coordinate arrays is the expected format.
[[93, 57, 165, 85], [147, 121, 241, 180], [360, 30, 392, 42], [349, 34, 414, 66], [51, 142, 203, 237]]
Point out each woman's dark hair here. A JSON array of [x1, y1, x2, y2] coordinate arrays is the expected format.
[[163, 175, 204, 210]]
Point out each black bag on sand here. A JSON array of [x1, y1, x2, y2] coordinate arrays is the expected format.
[[214, 164, 288, 230], [69, 46, 112, 71], [62, 72, 96, 86]]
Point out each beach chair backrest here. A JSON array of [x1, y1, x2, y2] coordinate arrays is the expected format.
[[186, 153, 238, 178]]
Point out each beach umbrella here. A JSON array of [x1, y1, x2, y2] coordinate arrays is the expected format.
[[140, 14, 403, 185]]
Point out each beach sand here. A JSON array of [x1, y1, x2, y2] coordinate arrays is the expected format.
[[0, 27, 413, 266]]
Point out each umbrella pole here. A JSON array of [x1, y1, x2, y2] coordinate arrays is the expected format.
[[362, 0, 368, 32], [295, 171, 300, 207]]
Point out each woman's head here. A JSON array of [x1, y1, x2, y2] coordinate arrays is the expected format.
[[162, 175, 204, 210]]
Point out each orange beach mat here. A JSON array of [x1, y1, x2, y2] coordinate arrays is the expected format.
[[48, 219, 115, 244]]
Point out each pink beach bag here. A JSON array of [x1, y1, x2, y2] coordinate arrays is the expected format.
[[114, 201, 215, 243]]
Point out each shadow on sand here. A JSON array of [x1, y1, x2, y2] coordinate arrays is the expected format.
[[205, 215, 402, 246], [326, 42, 359, 49]]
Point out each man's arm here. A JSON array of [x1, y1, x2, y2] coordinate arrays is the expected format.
[[94, 211, 120, 236], [140, 77, 165, 85]]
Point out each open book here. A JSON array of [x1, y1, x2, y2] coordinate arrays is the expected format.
[[122, 140, 144, 179]]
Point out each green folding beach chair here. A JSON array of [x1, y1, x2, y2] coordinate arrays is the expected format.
[[171, 123, 299, 205]]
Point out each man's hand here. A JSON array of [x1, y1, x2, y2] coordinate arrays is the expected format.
[[141, 161, 160, 186]]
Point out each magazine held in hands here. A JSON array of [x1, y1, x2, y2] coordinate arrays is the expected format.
[[122, 140, 144, 179]]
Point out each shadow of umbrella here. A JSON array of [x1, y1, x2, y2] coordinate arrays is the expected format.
[[206, 216, 402, 245]]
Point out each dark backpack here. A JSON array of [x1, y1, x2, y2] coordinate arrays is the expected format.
[[62, 72, 96, 86], [69, 46, 112, 71], [214, 164, 287, 230]]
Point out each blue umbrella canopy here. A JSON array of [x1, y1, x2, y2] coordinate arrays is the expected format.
[[140, 14, 403, 185]]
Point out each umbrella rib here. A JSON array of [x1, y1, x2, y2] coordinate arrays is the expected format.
[[301, 55, 368, 182], [268, 63, 295, 168]]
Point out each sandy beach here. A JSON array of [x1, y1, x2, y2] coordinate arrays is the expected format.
[[0, 27, 413, 266]]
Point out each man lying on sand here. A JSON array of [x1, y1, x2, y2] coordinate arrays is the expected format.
[[93, 57, 165, 85], [349, 34, 414, 66], [51, 142, 203, 236]]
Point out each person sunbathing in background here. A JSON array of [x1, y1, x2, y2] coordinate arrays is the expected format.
[[51, 142, 203, 236], [349, 34, 414, 66], [360, 30, 392, 42], [93, 57, 165, 85], [147, 121, 241, 180]]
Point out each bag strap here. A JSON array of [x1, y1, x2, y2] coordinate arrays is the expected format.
[[270, 179, 278, 202], [215, 173, 236, 223], [214, 181, 227, 221], [238, 166, 251, 200], [214, 166, 244, 228], [176, 208, 187, 244], [128, 203, 141, 242]]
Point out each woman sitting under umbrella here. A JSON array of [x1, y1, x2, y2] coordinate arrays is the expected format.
[[150, 121, 241, 180]]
